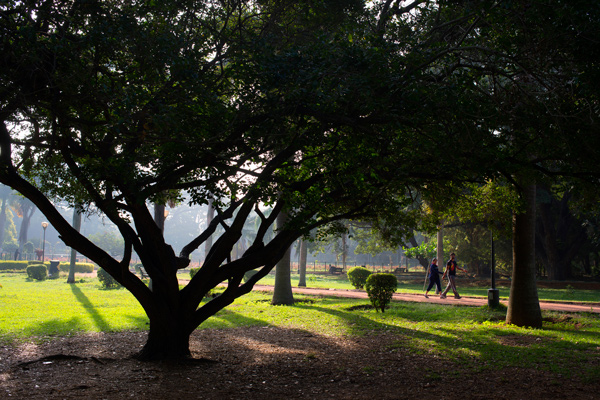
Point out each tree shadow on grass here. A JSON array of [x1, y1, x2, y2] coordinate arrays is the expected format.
[[201, 307, 274, 330], [21, 316, 86, 338], [70, 284, 111, 331], [69, 284, 148, 331], [289, 299, 597, 373]]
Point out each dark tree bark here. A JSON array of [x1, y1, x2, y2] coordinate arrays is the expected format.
[[272, 209, 294, 305], [507, 183, 542, 328]]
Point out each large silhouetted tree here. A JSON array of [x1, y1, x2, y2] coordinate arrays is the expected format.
[[1, 1, 599, 358]]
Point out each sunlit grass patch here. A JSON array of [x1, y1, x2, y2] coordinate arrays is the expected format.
[[0, 273, 147, 341]]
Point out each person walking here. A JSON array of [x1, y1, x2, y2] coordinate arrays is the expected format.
[[440, 252, 466, 299], [424, 258, 443, 298]]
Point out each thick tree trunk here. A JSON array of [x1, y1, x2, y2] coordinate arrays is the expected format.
[[506, 183, 542, 328], [298, 239, 307, 287], [272, 210, 294, 305], [137, 311, 192, 360]]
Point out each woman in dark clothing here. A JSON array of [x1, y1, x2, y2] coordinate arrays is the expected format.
[[424, 258, 443, 298]]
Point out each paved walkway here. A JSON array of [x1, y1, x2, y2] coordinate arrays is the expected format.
[[253, 285, 600, 314]]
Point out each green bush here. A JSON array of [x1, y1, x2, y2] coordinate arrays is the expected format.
[[347, 266, 372, 289], [0, 261, 30, 271], [190, 267, 200, 279], [26, 264, 48, 281], [97, 268, 121, 288], [365, 273, 397, 313]]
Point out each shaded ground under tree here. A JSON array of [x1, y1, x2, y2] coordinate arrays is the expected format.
[[1, 326, 598, 399]]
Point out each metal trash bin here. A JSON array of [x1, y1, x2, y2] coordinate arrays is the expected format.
[[48, 260, 60, 277]]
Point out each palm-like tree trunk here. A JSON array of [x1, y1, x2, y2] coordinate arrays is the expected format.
[[0, 186, 10, 249], [272, 209, 294, 305], [298, 239, 307, 287], [17, 200, 35, 259]]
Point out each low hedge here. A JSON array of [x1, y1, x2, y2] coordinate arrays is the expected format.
[[58, 262, 95, 273], [0, 261, 29, 271], [26, 264, 48, 281], [0, 260, 95, 273]]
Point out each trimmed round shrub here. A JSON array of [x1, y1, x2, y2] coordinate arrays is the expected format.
[[347, 266, 372, 289], [26, 264, 48, 281], [365, 273, 398, 313], [97, 268, 121, 288], [189, 267, 200, 279]]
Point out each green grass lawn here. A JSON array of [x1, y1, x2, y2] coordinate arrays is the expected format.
[[1, 272, 599, 381], [0, 274, 148, 339]]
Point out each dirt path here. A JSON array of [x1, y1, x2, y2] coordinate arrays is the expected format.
[[253, 285, 600, 314]]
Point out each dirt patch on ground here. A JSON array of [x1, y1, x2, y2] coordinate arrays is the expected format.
[[1, 328, 598, 399]]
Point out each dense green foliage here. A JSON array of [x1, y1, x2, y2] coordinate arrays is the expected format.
[[365, 273, 397, 312], [26, 264, 47, 281], [96, 268, 121, 289], [347, 266, 372, 289]]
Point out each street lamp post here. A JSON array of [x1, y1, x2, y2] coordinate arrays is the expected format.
[[488, 230, 500, 308], [41, 221, 48, 262]]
